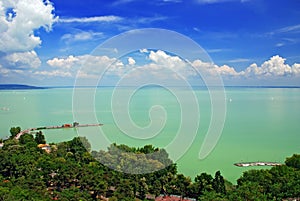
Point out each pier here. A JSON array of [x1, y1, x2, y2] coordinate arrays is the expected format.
[[234, 162, 282, 167], [15, 122, 103, 139]]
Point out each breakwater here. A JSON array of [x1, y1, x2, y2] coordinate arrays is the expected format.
[[234, 162, 282, 167]]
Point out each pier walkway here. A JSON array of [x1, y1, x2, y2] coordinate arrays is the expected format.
[[15, 123, 103, 139]]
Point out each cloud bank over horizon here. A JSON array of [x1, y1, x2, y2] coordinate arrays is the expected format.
[[40, 50, 300, 86]]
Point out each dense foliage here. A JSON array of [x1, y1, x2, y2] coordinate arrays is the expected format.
[[0, 129, 299, 200]]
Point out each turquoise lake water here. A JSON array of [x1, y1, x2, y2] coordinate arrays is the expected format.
[[0, 87, 299, 183]]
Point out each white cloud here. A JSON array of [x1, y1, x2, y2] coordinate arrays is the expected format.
[[128, 57, 136, 65], [136, 16, 168, 24], [162, 0, 182, 3], [217, 65, 242, 76], [275, 24, 300, 34], [207, 48, 230, 53], [148, 50, 194, 77], [0, 0, 57, 52], [192, 55, 300, 79], [197, 0, 242, 4], [244, 55, 293, 77], [0, 65, 10, 76], [47, 55, 79, 69], [59, 16, 122, 23], [140, 49, 148, 53], [227, 58, 251, 63], [4, 51, 41, 69], [191, 59, 241, 77], [46, 55, 121, 78], [275, 43, 285, 47], [292, 63, 300, 75], [61, 31, 104, 43], [34, 70, 72, 77], [43, 52, 300, 84], [111, 0, 135, 6]]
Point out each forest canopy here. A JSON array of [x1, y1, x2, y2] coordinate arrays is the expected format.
[[0, 129, 299, 200]]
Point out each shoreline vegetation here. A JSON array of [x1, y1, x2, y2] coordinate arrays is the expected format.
[[0, 127, 299, 200]]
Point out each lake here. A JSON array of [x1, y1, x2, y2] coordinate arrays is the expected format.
[[0, 87, 299, 183]]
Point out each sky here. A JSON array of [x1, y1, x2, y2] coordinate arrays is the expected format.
[[0, 0, 300, 86]]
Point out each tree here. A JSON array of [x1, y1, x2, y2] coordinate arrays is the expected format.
[[213, 171, 226, 194], [194, 172, 214, 195], [35, 131, 46, 144], [199, 191, 227, 201], [139, 144, 158, 154], [114, 179, 135, 200], [69, 137, 91, 154], [285, 154, 300, 169], [228, 181, 268, 201], [19, 133, 35, 145], [137, 177, 148, 200], [149, 180, 161, 198], [10, 127, 21, 138]]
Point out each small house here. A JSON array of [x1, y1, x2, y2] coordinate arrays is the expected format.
[[38, 144, 51, 153]]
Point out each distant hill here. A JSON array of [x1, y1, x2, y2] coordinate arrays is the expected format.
[[0, 84, 47, 90]]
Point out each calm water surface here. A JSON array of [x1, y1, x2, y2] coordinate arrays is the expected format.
[[0, 87, 299, 183]]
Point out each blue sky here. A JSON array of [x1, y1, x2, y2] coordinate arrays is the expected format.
[[0, 0, 300, 86]]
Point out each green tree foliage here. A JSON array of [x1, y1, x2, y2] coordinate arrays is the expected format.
[[35, 131, 46, 144], [236, 165, 300, 200], [94, 144, 172, 174], [68, 136, 91, 153], [285, 154, 300, 169], [213, 170, 226, 194], [194, 172, 214, 195], [171, 174, 192, 198], [19, 133, 35, 144], [0, 129, 299, 200], [9, 126, 21, 138], [227, 181, 268, 201]]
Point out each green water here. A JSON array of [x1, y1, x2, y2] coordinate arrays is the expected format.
[[0, 87, 299, 183]]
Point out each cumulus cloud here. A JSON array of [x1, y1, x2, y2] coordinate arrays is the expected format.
[[243, 55, 295, 77], [193, 55, 300, 79], [47, 55, 117, 70], [292, 63, 300, 75], [128, 57, 136, 65], [46, 55, 121, 78], [47, 55, 79, 69], [4, 51, 41, 69], [43, 51, 300, 85], [192, 59, 241, 77], [0, 0, 57, 52]]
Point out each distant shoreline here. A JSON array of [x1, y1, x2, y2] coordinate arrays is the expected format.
[[1, 84, 300, 90], [0, 84, 48, 90]]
